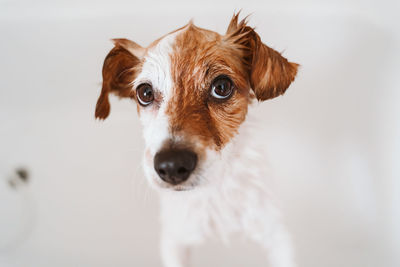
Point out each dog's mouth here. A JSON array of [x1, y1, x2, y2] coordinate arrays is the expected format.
[[154, 176, 199, 191], [171, 185, 193, 191]]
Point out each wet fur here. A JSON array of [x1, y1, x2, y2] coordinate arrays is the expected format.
[[95, 13, 298, 267]]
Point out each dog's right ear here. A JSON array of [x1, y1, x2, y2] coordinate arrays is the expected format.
[[95, 39, 145, 120]]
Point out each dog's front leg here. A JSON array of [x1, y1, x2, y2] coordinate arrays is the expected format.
[[161, 233, 192, 267], [159, 196, 202, 267], [245, 207, 297, 267], [261, 222, 296, 267]]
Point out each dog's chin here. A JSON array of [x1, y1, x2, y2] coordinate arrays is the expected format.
[[159, 181, 197, 192], [148, 176, 198, 192], [170, 185, 194, 192]]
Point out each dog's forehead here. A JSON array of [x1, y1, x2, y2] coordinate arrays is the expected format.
[[135, 24, 221, 93], [152, 23, 221, 55], [171, 23, 221, 50]]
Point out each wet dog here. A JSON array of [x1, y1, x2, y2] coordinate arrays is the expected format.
[[95, 13, 298, 267]]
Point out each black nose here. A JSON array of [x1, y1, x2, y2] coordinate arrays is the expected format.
[[154, 149, 198, 185]]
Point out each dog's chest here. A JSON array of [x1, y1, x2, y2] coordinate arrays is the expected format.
[[160, 178, 271, 243]]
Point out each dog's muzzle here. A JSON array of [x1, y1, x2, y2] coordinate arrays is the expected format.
[[154, 148, 197, 185]]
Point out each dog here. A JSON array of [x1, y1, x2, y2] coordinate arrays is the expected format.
[[95, 13, 298, 267]]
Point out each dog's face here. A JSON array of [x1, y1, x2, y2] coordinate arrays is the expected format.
[[95, 14, 298, 191]]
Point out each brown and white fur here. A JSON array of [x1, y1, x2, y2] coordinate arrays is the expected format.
[[95, 14, 299, 267]]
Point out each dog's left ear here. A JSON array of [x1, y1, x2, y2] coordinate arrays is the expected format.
[[225, 14, 299, 101]]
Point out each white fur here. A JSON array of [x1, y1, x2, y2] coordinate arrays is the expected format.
[[134, 29, 296, 267], [134, 31, 178, 157]]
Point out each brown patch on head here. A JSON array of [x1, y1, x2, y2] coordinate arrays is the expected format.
[[167, 24, 251, 150], [165, 15, 298, 151]]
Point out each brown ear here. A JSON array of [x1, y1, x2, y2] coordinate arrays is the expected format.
[[95, 39, 144, 119], [226, 14, 299, 101]]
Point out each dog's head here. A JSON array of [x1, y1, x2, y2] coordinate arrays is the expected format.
[[95, 14, 298, 191]]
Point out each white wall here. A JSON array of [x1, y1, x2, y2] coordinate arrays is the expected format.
[[0, 0, 399, 266]]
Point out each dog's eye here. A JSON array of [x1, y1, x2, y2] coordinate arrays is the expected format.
[[136, 83, 154, 106], [210, 76, 234, 100]]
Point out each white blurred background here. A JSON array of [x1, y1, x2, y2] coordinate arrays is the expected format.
[[0, 0, 399, 266]]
